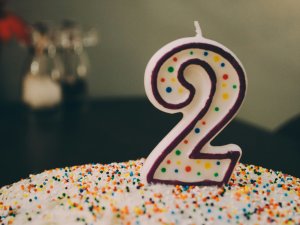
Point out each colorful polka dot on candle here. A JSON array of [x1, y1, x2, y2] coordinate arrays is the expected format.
[[178, 87, 184, 94], [213, 55, 220, 62], [204, 162, 211, 169], [166, 87, 172, 93], [185, 166, 192, 172], [168, 66, 174, 73], [175, 150, 181, 156], [223, 74, 228, 80], [222, 93, 229, 100]]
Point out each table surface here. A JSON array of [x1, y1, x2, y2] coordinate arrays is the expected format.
[[0, 99, 299, 187]]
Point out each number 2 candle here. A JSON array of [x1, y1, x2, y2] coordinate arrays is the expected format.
[[142, 22, 247, 186]]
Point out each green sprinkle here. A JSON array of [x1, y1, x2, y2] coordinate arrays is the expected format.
[[197, 172, 201, 176], [233, 84, 237, 89], [161, 168, 167, 173], [190, 51, 194, 55], [214, 107, 219, 112], [175, 150, 181, 156], [214, 172, 219, 177], [168, 66, 174, 73]]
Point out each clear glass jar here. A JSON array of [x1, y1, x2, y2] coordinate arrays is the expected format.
[[55, 20, 97, 108], [22, 22, 63, 110]]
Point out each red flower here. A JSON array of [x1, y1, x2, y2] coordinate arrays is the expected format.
[[0, 11, 31, 45]]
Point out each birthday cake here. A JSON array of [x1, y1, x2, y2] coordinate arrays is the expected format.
[[2, 22, 299, 225], [0, 158, 299, 225]]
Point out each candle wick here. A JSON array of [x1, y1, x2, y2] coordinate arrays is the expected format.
[[194, 21, 202, 37]]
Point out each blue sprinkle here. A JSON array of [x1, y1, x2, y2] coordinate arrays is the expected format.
[[218, 215, 222, 219], [183, 185, 189, 191], [130, 171, 134, 176], [208, 209, 211, 213], [221, 62, 225, 67], [174, 169, 179, 173], [194, 128, 200, 134], [204, 51, 208, 56], [166, 87, 172, 93]]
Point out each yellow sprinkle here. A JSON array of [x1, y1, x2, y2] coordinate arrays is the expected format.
[[178, 87, 184, 93], [213, 55, 220, 62], [204, 162, 211, 169], [176, 161, 181, 165], [196, 160, 201, 164], [134, 206, 143, 215], [222, 83, 227, 88], [171, 77, 177, 82], [222, 93, 229, 100], [23, 193, 29, 198]]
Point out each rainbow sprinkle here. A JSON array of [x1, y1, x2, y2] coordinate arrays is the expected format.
[[0, 159, 299, 224]]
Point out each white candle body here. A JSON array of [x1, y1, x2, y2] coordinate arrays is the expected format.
[[142, 33, 247, 186]]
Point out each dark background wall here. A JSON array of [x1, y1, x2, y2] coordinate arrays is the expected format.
[[1, 0, 300, 131]]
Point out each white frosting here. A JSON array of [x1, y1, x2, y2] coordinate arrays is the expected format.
[[0, 159, 299, 225]]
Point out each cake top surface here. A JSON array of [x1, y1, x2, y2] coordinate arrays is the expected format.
[[0, 158, 299, 225]]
